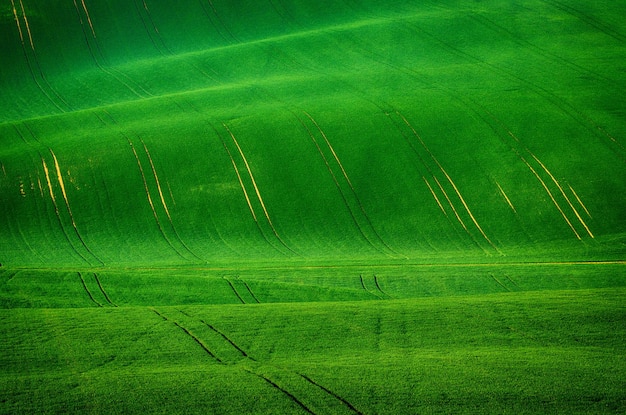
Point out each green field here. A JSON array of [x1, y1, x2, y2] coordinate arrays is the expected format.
[[1, 0, 625, 413]]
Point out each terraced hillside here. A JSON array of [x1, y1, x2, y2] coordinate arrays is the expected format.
[[0, 0, 625, 413]]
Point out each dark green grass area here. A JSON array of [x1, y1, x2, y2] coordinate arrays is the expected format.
[[1, 269, 624, 414]]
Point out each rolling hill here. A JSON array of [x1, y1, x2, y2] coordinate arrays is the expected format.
[[0, 0, 625, 413]]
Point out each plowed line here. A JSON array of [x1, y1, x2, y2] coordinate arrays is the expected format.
[[496, 181, 516, 213], [94, 273, 116, 307], [568, 184, 592, 218], [299, 373, 364, 415], [303, 111, 399, 258], [247, 371, 316, 415], [201, 320, 252, 359], [224, 277, 245, 304], [151, 309, 222, 362], [78, 272, 102, 307], [531, 154, 594, 238], [423, 176, 447, 216], [223, 123, 295, 255], [520, 156, 581, 240]]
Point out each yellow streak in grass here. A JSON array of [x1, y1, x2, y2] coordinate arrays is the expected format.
[[80, 0, 97, 38], [223, 123, 273, 228], [141, 140, 171, 221], [129, 141, 158, 218], [397, 110, 496, 249], [303, 111, 356, 190], [10, 0, 24, 46], [521, 156, 581, 240], [434, 176, 467, 231], [441, 166, 497, 249], [423, 176, 447, 216], [568, 184, 592, 218], [41, 159, 56, 203], [50, 150, 80, 229], [530, 155, 593, 238], [18, 0, 34, 50], [496, 181, 516, 213], [223, 142, 258, 222]]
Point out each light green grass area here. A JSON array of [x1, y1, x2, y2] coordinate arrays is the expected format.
[[1, 0, 625, 413]]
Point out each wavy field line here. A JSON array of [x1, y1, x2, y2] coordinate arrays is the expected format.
[[396, 111, 498, 252], [78, 272, 102, 307], [223, 123, 296, 255], [18, 0, 34, 50], [496, 181, 517, 213], [295, 112, 384, 255], [568, 184, 592, 218], [303, 111, 401, 258], [422, 176, 447, 216], [530, 154, 594, 238], [127, 139, 188, 261], [520, 156, 581, 240], [94, 273, 116, 307]]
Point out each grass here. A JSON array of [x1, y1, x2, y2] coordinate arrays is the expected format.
[[1, 0, 625, 413]]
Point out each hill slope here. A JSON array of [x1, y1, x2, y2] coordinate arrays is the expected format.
[[1, 0, 625, 266]]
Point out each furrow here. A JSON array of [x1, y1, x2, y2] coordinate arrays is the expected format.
[[223, 122, 296, 255], [150, 308, 222, 363], [530, 154, 594, 238], [223, 277, 246, 304], [496, 181, 517, 213], [93, 273, 117, 307], [78, 272, 102, 307], [302, 111, 400, 258], [298, 373, 364, 415], [246, 370, 317, 415], [568, 184, 592, 218], [520, 156, 581, 240], [200, 320, 252, 359], [422, 176, 448, 216]]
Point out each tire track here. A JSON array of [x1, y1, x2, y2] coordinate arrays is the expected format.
[[78, 272, 102, 307], [359, 275, 382, 299], [200, 320, 253, 359], [540, 0, 626, 44], [93, 273, 117, 307], [150, 308, 222, 362], [373, 275, 391, 298], [222, 122, 297, 256], [33, 139, 94, 265], [71, 0, 152, 99], [10, 0, 66, 113], [247, 370, 316, 415], [298, 373, 364, 415], [139, 138, 204, 261], [223, 276, 246, 304], [490, 274, 511, 292], [237, 276, 261, 303], [301, 111, 402, 258], [127, 138, 190, 261]]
